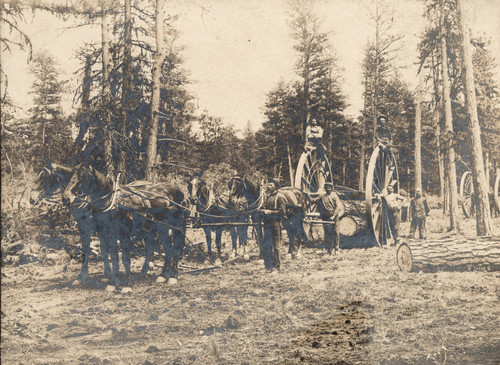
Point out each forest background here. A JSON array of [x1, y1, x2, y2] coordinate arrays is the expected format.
[[2, 0, 500, 213]]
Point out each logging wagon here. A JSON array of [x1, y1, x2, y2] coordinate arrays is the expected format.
[[294, 139, 399, 247]]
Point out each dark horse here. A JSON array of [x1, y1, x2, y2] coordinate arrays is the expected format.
[[187, 175, 239, 263], [228, 175, 266, 256], [62, 165, 187, 287], [31, 162, 100, 285]]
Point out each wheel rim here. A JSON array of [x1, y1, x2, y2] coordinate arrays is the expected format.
[[459, 171, 474, 218], [295, 149, 333, 242], [295, 150, 332, 201], [365, 147, 399, 247]]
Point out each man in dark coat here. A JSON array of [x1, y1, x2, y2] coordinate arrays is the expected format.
[[313, 182, 344, 254], [409, 189, 430, 239], [261, 180, 286, 271]]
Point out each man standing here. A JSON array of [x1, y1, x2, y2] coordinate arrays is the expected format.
[[409, 189, 430, 239], [261, 180, 286, 272], [377, 184, 407, 246], [313, 182, 344, 254]]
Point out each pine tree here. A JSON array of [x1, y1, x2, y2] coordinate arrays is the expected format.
[[28, 50, 71, 166]]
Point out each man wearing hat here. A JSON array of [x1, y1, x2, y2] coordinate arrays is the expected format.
[[409, 188, 430, 239], [377, 183, 408, 246], [305, 117, 324, 151], [312, 182, 344, 254], [376, 114, 396, 171], [261, 180, 286, 271]]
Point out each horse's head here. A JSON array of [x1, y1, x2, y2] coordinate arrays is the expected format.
[[228, 176, 244, 197], [30, 163, 72, 206], [187, 175, 210, 208], [62, 164, 93, 205]]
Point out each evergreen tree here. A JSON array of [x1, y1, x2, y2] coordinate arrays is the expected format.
[[28, 50, 72, 166]]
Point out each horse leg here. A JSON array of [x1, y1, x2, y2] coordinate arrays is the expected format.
[[120, 232, 133, 287], [229, 225, 238, 258], [170, 224, 184, 282], [141, 227, 158, 276], [95, 214, 112, 282], [158, 224, 172, 279], [203, 227, 213, 262], [215, 227, 223, 262], [252, 213, 264, 257], [283, 219, 295, 257], [72, 211, 93, 285], [238, 222, 248, 253]]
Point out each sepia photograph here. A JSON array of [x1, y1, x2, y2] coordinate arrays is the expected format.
[[1, 0, 499, 363]]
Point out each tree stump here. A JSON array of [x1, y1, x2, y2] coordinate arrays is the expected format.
[[396, 236, 500, 273]]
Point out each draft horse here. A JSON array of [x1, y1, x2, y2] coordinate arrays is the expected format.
[[187, 175, 239, 262], [31, 162, 99, 286], [62, 165, 187, 287], [228, 175, 266, 256]]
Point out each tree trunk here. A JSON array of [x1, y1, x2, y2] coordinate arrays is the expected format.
[[118, 0, 132, 176], [82, 55, 92, 109], [397, 236, 500, 273], [440, 12, 460, 232], [101, 7, 114, 177], [287, 143, 294, 186], [414, 70, 423, 193], [145, 0, 167, 182], [456, 0, 492, 236], [358, 116, 366, 191]]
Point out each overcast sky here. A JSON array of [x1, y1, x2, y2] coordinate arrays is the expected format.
[[2, 0, 499, 131]]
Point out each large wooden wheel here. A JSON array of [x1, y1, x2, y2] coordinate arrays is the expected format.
[[294, 149, 333, 204], [365, 146, 399, 247], [459, 171, 474, 218], [294, 149, 333, 242], [495, 172, 500, 213]]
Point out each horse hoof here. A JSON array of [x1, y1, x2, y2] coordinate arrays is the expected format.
[[121, 287, 133, 294], [72, 279, 83, 286], [155, 276, 167, 284], [215, 258, 222, 266], [243, 254, 250, 261], [286, 253, 293, 259], [296, 252, 303, 259], [101, 278, 111, 283], [105, 285, 116, 292], [229, 251, 237, 259], [167, 278, 178, 285]]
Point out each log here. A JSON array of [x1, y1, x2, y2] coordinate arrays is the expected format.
[[397, 236, 500, 273]]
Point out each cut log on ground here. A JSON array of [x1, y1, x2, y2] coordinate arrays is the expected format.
[[396, 236, 500, 273]]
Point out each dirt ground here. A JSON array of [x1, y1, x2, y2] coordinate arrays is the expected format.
[[2, 205, 500, 365]]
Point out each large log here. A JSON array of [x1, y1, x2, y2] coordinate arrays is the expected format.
[[397, 236, 500, 273]]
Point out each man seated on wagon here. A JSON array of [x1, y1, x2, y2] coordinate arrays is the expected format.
[[305, 117, 324, 151], [376, 114, 396, 171], [311, 182, 344, 255]]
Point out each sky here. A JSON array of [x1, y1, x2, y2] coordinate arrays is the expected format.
[[2, 0, 500, 132]]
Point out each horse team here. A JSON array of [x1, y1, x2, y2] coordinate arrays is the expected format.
[[31, 163, 313, 290]]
